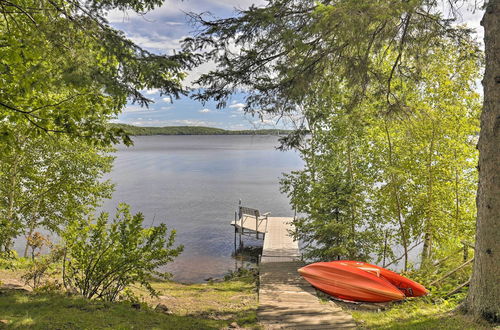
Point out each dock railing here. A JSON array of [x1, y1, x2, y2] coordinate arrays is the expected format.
[[238, 206, 270, 239]]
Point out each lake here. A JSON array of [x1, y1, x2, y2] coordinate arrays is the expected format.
[[100, 135, 303, 283]]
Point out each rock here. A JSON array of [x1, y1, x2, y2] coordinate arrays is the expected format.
[[229, 321, 239, 328], [131, 303, 141, 310], [1, 284, 29, 292], [155, 303, 172, 314]]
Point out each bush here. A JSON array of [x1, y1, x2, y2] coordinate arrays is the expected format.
[[22, 247, 64, 290], [0, 250, 15, 269], [61, 204, 183, 301], [21, 232, 62, 290]]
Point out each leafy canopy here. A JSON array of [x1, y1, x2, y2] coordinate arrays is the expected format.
[[185, 0, 481, 266], [184, 0, 478, 146], [0, 124, 114, 252], [0, 0, 195, 144]]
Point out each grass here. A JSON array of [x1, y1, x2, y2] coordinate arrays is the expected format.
[[134, 271, 258, 325], [0, 290, 224, 329], [0, 269, 259, 329], [351, 298, 496, 329], [3, 260, 496, 330]]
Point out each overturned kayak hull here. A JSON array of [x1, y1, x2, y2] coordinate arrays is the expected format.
[[298, 262, 405, 302], [339, 261, 428, 297]]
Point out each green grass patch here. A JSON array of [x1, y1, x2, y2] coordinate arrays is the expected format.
[[0, 269, 259, 329], [0, 290, 224, 329], [351, 299, 494, 329]]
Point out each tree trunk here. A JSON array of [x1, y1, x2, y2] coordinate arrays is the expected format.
[[421, 232, 432, 264], [463, 0, 500, 322], [4, 151, 19, 252], [422, 124, 436, 265], [384, 121, 409, 271]]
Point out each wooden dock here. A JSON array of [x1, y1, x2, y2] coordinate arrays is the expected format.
[[232, 215, 356, 329]]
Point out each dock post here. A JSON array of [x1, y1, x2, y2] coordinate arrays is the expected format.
[[240, 209, 244, 235], [256, 215, 259, 239], [234, 211, 237, 250]]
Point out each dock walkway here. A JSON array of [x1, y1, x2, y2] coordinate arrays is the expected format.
[[232, 216, 356, 329]]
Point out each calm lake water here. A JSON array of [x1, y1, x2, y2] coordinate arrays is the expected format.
[[100, 135, 303, 282]]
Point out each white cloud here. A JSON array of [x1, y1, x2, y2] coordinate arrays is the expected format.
[[193, 0, 266, 11], [229, 102, 246, 114], [123, 105, 143, 112], [199, 108, 212, 113], [106, 5, 187, 23], [128, 119, 219, 127], [229, 102, 245, 110], [162, 97, 172, 103], [123, 105, 158, 113], [106, 9, 134, 23], [255, 119, 276, 126], [248, 116, 279, 129], [126, 33, 186, 52], [145, 88, 159, 95], [228, 124, 252, 130], [116, 0, 266, 23], [184, 59, 219, 87]]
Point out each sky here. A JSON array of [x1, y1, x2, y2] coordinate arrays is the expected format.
[[108, 0, 483, 130], [108, 0, 273, 130]]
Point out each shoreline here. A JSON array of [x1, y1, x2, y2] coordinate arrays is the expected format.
[[109, 123, 291, 136]]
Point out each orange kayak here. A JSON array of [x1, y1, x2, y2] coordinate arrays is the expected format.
[[339, 261, 428, 297], [298, 262, 405, 302]]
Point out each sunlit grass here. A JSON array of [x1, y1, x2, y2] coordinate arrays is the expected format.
[[0, 270, 259, 329], [351, 299, 494, 329]]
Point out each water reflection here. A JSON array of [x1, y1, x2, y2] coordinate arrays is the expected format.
[[100, 135, 303, 283]]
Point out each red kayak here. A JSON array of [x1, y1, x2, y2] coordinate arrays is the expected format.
[[340, 261, 428, 297], [298, 262, 405, 302]]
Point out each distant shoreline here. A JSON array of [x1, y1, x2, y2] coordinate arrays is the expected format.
[[109, 123, 290, 136]]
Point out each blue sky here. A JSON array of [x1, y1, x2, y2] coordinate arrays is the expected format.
[[108, 0, 482, 129], [108, 0, 277, 130]]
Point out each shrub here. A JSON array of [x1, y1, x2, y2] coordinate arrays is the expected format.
[[0, 250, 15, 269], [61, 204, 183, 301], [25, 232, 51, 260], [21, 233, 59, 290], [22, 244, 64, 290]]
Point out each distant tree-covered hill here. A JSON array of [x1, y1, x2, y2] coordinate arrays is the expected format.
[[109, 123, 289, 136]]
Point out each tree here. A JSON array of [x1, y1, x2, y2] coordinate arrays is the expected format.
[[465, 0, 499, 321], [0, 0, 194, 145], [281, 39, 480, 270], [0, 0, 194, 261], [184, 0, 498, 321], [0, 123, 114, 253], [281, 105, 382, 262]]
